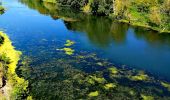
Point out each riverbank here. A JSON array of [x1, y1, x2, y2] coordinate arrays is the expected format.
[[0, 32, 31, 100], [116, 19, 170, 33], [42, 0, 170, 33]]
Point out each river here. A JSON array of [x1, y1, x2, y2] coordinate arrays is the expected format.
[[1, 0, 170, 99]]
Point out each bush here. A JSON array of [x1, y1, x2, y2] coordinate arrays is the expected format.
[[0, 53, 11, 64], [0, 36, 4, 45]]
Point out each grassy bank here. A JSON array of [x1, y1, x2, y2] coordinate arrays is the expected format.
[[0, 32, 31, 100], [42, 0, 170, 33]]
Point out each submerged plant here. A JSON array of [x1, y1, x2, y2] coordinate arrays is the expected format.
[[88, 91, 99, 97], [56, 40, 75, 55], [63, 48, 75, 55], [89, 75, 106, 83], [57, 47, 75, 55], [129, 71, 149, 81], [108, 67, 118, 74], [104, 83, 116, 90], [96, 62, 103, 66], [64, 40, 75, 47], [141, 94, 154, 100], [161, 82, 170, 91]]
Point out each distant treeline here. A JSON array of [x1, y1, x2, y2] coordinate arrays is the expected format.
[[29, 0, 170, 33]]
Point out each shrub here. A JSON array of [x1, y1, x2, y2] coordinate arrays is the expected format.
[[0, 36, 4, 45], [0, 53, 11, 64]]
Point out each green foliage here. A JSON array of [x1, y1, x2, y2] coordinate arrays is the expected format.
[[0, 53, 11, 64], [0, 32, 29, 99], [0, 35, 4, 45], [21, 0, 170, 32], [0, 6, 5, 15], [0, 6, 4, 11], [0, 2, 5, 14], [58, 0, 86, 9], [43, 0, 56, 3], [90, 0, 113, 15]]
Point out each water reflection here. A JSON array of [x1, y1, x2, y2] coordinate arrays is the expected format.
[[20, 0, 170, 48], [65, 19, 129, 47], [1, 0, 169, 99]]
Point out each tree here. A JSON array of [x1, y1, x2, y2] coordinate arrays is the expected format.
[[113, 0, 130, 18], [162, 0, 170, 15], [149, 6, 161, 26]]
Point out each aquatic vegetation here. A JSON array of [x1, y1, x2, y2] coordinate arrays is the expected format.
[[17, 37, 170, 99], [86, 75, 106, 84], [0, 6, 5, 15], [63, 48, 74, 55], [2, 0, 170, 99], [87, 78, 95, 85], [129, 71, 149, 81], [20, 54, 170, 99], [108, 67, 118, 74], [57, 47, 75, 55], [141, 94, 154, 100], [161, 82, 170, 91], [77, 55, 85, 59], [0, 6, 4, 11], [104, 83, 116, 90], [57, 40, 75, 55], [129, 90, 135, 95], [64, 40, 75, 47], [88, 91, 99, 97], [96, 62, 103, 66], [89, 75, 106, 83]]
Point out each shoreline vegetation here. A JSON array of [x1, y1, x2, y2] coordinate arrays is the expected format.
[[0, 2, 5, 14], [0, 0, 170, 99], [0, 32, 31, 100], [0, 6, 5, 14], [41, 0, 170, 33]]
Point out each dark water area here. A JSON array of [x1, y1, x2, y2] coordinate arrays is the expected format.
[[1, 0, 170, 99]]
